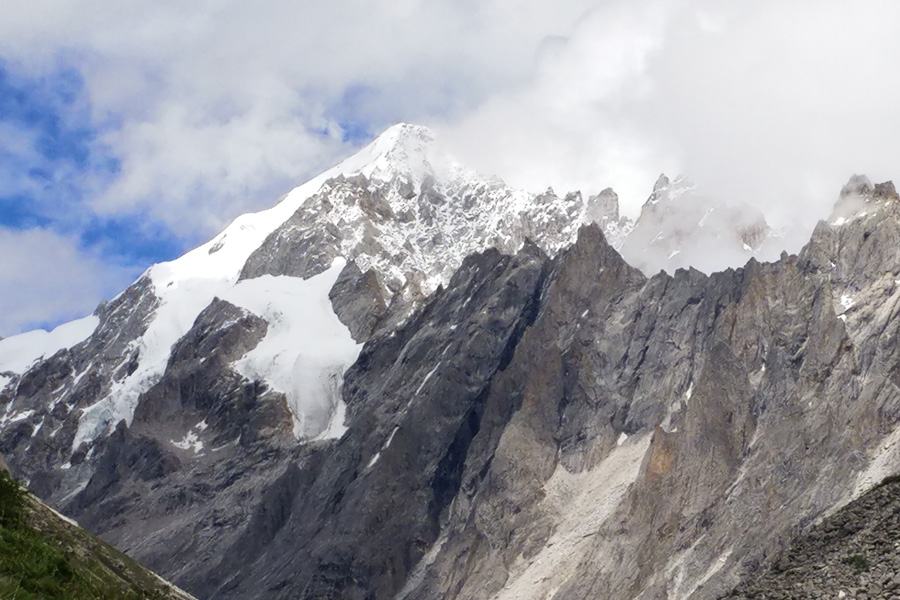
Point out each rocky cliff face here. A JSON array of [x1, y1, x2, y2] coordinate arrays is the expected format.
[[389, 183, 900, 600], [1, 123, 898, 600]]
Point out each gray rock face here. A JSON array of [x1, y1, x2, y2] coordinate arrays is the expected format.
[[173, 183, 900, 599], [4, 137, 900, 600], [328, 261, 390, 342], [216, 242, 551, 599], [0, 274, 160, 500], [237, 169, 622, 300], [62, 296, 301, 591], [392, 183, 900, 600]]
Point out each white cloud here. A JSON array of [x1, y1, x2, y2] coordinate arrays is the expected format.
[[441, 0, 900, 248], [0, 228, 135, 337], [1, 0, 900, 335], [2, 1, 898, 230], [637, 2, 900, 226], [438, 0, 676, 218], [0, 0, 596, 237]]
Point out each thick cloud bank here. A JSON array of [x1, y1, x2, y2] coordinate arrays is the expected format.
[[1, 0, 899, 333]]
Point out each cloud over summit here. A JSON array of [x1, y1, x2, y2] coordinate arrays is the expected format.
[[1, 0, 899, 334]]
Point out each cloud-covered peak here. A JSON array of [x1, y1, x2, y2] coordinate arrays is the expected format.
[[335, 122, 437, 183], [830, 175, 899, 226], [2, 0, 900, 335]]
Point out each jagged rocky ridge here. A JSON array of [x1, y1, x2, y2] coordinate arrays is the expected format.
[[0, 123, 898, 599], [0, 124, 775, 502]]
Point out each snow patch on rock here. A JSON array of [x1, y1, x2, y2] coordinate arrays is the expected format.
[[1, 409, 34, 426], [172, 431, 204, 454], [367, 426, 400, 469], [72, 278, 231, 451], [840, 293, 855, 311], [415, 362, 442, 396], [224, 259, 361, 440]]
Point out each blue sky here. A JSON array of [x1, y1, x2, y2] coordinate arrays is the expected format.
[[0, 61, 192, 333], [1, 0, 899, 336], [0, 62, 185, 263]]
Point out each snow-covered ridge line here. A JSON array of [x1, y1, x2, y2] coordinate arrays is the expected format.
[[150, 123, 438, 289], [71, 125, 433, 450], [1, 124, 429, 384], [4, 121, 788, 456], [0, 315, 99, 377]]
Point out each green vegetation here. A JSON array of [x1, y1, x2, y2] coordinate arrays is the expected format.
[[0, 466, 26, 527], [0, 470, 189, 599], [842, 553, 870, 573]]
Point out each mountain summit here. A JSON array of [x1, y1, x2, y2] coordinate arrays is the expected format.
[[0, 123, 631, 455], [1, 125, 888, 600]]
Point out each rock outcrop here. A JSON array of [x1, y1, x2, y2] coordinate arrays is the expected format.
[[1, 120, 898, 600]]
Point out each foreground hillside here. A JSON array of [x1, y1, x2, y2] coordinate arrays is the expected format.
[[723, 474, 900, 599], [0, 469, 194, 599]]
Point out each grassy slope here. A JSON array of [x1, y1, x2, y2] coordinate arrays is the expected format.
[[0, 470, 195, 600]]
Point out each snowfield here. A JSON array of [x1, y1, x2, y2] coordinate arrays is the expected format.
[[223, 260, 361, 440], [0, 315, 99, 376]]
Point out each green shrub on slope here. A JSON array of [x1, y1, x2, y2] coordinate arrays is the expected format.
[[0, 470, 173, 599]]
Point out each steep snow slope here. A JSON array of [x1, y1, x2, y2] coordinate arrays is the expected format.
[[0, 316, 99, 376], [222, 261, 360, 440], [1, 123, 632, 455]]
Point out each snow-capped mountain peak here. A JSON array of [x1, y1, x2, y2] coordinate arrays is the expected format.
[[8, 122, 897, 600], [0, 122, 785, 470], [349, 122, 437, 183], [56, 127, 448, 452], [0, 123, 596, 458], [644, 173, 697, 207], [149, 123, 440, 291]]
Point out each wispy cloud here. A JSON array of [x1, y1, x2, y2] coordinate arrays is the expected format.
[[1, 0, 899, 334], [0, 61, 181, 334], [0, 0, 597, 235], [440, 0, 900, 245], [0, 228, 132, 335]]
